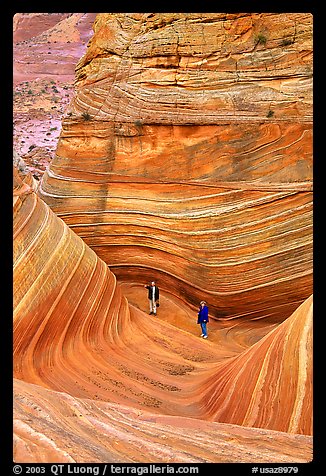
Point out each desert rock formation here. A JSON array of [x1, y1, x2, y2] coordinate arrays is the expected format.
[[198, 295, 313, 434], [13, 170, 312, 462], [39, 13, 313, 321], [13, 13, 97, 83], [14, 12, 313, 463], [13, 13, 96, 178], [14, 378, 312, 463]]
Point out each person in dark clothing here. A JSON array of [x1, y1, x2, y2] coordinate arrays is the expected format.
[[144, 281, 160, 315], [197, 301, 209, 338]]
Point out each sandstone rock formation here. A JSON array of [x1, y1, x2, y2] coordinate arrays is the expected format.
[[198, 295, 313, 435], [39, 13, 313, 322], [14, 12, 313, 463], [14, 379, 312, 463], [13, 169, 312, 462], [13, 154, 39, 191], [13, 13, 71, 43]]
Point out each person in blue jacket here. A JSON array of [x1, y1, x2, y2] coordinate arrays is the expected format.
[[197, 301, 209, 338]]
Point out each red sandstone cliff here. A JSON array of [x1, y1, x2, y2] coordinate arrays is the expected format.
[[14, 12, 313, 463], [39, 13, 312, 322]]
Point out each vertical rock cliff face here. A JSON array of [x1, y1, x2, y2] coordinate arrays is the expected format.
[[39, 13, 313, 322]]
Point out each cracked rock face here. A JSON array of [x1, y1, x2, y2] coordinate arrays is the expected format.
[[72, 13, 312, 124], [39, 13, 313, 322]]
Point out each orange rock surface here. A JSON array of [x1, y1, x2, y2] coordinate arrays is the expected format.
[[198, 295, 313, 434], [14, 171, 312, 462], [14, 13, 313, 463], [39, 13, 313, 321], [14, 379, 312, 463]]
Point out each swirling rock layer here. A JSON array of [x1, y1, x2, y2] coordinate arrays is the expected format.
[[14, 171, 312, 462], [73, 13, 312, 124], [15, 12, 313, 463], [39, 13, 313, 321], [14, 379, 312, 463], [199, 295, 313, 434]]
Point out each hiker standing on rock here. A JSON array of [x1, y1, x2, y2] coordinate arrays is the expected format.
[[197, 301, 209, 338], [144, 281, 160, 316]]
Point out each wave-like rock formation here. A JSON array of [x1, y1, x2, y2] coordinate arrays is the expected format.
[[13, 170, 312, 462], [14, 12, 313, 463], [14, 379, 312, 464], [198, 295, 313, 435], [39, 13, 313, 321]]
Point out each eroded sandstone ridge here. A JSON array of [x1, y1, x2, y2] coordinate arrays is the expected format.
[[14, 12, 313, 463], [13, 170, 312, 462], [39, 13, 313, 321]]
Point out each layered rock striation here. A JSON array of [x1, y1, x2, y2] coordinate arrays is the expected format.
[[198, 295, 313, 435], [14, 12, 313, 463], [13, 170, 312, 461], [14, 169, 224, 415], [39, 13, 313, 321], [14, 379, 312, 463]]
